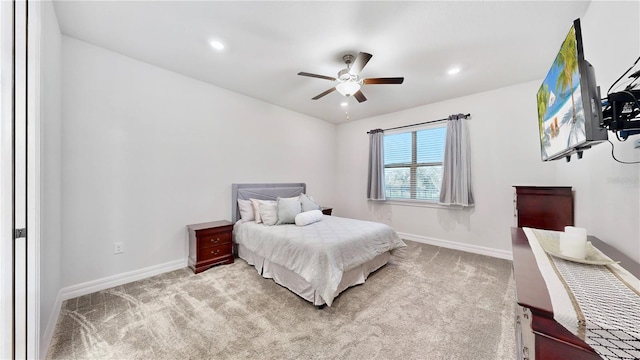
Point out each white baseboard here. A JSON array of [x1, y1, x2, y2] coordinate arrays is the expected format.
[[41, 289, 63, 359], [40, 258, 187, 357], [397, 232, 513, 261], [60, 258, 187, 301]]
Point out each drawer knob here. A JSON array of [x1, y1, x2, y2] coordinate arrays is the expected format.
[[211, 237, 220, 243], [211, 249, 220, 255]]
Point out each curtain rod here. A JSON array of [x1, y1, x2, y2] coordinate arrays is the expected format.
[[366, 113, 471, 134]]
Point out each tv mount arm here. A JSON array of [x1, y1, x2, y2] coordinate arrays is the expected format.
[[602, 89, 640, 137], [601, 66, 640, 139]]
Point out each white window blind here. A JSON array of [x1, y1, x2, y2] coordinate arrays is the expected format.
[[383, 125, 446, 201]]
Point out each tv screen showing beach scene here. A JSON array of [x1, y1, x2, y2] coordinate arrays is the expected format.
[[537, 22, 586, 161]]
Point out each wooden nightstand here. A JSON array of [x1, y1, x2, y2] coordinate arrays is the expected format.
[[187, 220, 234, 274], [321, 207, 333, 216]]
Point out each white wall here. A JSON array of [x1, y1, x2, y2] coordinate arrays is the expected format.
[[556, 1, 640, 262], [40, 0, 62, 355], [335, 1, 640, 263], [61, 37, 336, 287], [335, 80, 557, 255]]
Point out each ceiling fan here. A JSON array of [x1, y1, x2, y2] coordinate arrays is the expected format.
[[298, 52, 404, 103]]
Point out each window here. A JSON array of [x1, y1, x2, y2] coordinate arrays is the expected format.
[[383, 126, 446, 201]]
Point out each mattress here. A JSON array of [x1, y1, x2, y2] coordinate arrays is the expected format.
[[238, 243, 391, 306], [233, 215, 406, 306]]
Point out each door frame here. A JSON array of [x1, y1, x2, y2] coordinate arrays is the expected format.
[[0, 0, 41, 358], [0, 0, 16, 356], [28, 1, 42, 358]]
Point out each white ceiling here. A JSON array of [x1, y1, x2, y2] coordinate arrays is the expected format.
[[52, 1, 591, 124]]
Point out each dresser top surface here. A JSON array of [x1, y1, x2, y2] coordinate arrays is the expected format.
[[187, 220, 233, 231]]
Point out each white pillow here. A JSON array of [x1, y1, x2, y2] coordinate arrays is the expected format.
[[300, 193, 321, 212], [249, 198, 269, 224], [237, 199, 255, 222], [276, 197, 302, 225], [259, 201, 278, 226], [295, 210, 323, 226]]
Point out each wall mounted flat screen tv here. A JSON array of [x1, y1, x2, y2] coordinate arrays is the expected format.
[[536, 18, 607, 161]]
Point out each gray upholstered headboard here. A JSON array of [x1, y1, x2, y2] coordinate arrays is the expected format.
[[231, 183, 306, 223]]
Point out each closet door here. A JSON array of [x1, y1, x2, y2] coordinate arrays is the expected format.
[[1, 1, 38, 358]]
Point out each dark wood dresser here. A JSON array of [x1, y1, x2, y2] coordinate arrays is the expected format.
[[187, 220, 234, 274], [514, 186, 573, 231], [511, 227, 640, 360]]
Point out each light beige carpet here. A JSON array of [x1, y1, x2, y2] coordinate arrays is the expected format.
[[47, 240, 516, 359]]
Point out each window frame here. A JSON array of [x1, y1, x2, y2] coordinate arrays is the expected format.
[[383, 123, 446, 203]]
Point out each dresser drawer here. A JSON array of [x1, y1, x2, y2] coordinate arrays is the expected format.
[[198, 231, 231, 250], [198, 242, 232, 262]]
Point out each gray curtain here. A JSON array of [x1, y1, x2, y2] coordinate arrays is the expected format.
[[367, 129, 386, 200], [439, 114, 474, 206]]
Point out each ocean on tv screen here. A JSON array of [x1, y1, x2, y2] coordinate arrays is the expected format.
[[541, 84, 587, 158]]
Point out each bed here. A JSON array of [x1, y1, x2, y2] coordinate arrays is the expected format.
[[231, 183, 406, 307]]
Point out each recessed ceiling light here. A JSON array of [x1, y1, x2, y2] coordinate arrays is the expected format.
[[210, 40, 225, 51], [341, 102, 348, 107], [448, 67, 461, 75]]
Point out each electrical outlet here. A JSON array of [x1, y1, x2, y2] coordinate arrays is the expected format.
[[114, 242, 124, 254]]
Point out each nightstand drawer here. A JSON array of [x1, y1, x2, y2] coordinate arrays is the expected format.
[[198, 242, 232, 262], [196, 225, 233, 237], [199, 232, 231, 249]]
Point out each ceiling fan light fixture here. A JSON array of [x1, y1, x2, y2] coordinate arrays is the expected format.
[[336, 81, 360, 97], [298, 51, 399, 103]]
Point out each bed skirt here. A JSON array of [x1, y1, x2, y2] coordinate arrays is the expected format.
[[237, 243, 391, 306]]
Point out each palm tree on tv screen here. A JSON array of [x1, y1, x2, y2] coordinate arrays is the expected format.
[[537, 85, 550, 135], [555, 27, 579, 125], [537, 84, 551, 158]]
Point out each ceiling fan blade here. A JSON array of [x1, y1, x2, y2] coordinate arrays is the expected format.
[[353, 90, 367, 103], [298, 72, 336, 81], [349, 52, 373, 75], [363, 77, 404, 85], [312, 87, 336, 100]]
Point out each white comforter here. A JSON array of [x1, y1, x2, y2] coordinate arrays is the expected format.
[[233, 216, 406, 306]]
